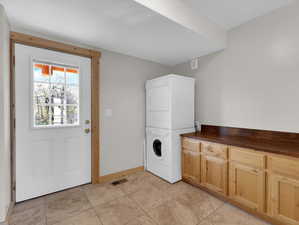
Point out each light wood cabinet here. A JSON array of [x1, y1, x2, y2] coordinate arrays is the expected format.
[[201, 155, 228, 195], [182, 138, 201, 185], [229, 163, 265, 211], [182, 149, 201, 185], [268, 155, 299, 225], [268, 174, 299, 225], [181, 137, 299, 225], [202, 141, 227, 159], [182, 138, 200, 152], [201, 141, 228, 195], [229, 147, 266, 212], [268, 155, 299, 180]]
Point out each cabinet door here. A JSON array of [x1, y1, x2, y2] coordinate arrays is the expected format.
[[229, 162, 265, 212], [201, 155, 228, 195], [182, 148, 200, 185], [269, 174, 299, 225]]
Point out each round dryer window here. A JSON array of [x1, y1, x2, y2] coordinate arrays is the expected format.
[[153, 139, 162, 157]]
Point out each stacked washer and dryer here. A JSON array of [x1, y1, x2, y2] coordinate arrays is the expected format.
[[145, 74, 195, 183]]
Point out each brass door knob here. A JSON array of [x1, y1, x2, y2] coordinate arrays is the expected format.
[[84, 128, 90, 134]]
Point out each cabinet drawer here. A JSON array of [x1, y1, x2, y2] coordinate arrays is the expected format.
[[268, 155, 299, 180], [202, 141, 228, 159], [182, 138, 200, 152], [229, 146, 266, 169]]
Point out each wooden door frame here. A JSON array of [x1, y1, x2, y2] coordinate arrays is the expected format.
[[10, 32, 101, 201]]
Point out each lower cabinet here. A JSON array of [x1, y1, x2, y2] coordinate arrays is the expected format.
[[182, 138, 201, 185], [229, 162, 265, 212], [200, 141, 228, 195], [181, 137, 299, 225], [201, 155, 228, 195], [229, 146, 266, 213], [268, 155, 299, 225], [268, 174, 299, 225], [182, 148, 201, 185]]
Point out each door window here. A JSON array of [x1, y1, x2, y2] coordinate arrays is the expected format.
[[32, 60, 80, 128]]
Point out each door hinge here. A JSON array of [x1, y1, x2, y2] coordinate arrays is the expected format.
[[12, 55, 15, 66], [13, 118, 16, 129]]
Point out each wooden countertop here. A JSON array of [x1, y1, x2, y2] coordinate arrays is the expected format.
[[181, 126, 299, 158]]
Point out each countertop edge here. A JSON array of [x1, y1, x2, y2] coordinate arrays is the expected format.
[[181, 132, 299, 158]]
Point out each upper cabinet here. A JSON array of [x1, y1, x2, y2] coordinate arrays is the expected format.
[[228, 146, 266, 213], [201, 141, 228, 196]]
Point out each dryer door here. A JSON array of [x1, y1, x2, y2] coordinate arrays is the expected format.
[[146, 128, 170, 166], [153, 139, 162, 157], [146, 128, 171, 181]]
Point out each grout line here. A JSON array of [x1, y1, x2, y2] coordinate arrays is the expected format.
[[119, 172, 162, 225], [126, 195, 160, 225], [90, 207, 104, 225], [197, 202, 226, 225], [84, 186, 128, 208], [46, 188, 93, 225]]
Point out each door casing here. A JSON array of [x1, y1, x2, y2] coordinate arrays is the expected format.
[[10, 32, 101, 203]]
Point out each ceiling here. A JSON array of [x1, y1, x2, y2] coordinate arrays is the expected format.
[[0, 0, 294, 65], [185, 0, 294, 29]]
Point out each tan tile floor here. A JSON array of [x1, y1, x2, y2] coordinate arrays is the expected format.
[[9, 171, 272, 225]]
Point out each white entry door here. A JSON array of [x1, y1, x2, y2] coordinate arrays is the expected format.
[[15, 44, 91, 202]]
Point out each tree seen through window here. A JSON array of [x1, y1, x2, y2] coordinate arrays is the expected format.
[[33, 62, 79, 127]]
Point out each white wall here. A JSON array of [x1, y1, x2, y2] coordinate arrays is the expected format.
[[173, 1, 299, 133], [100, 50, 171, 175], [0, 4, 11, 223]]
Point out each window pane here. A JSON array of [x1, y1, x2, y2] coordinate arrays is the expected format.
[[66, 86, 79, 104], [34, 105, 50, 126], [50, 84, 65, 104], [66, 70, 79, 86], [66, 105, 79, 125], [34, 64, 50, 82], [50, 105, 66, 125], [33, 62, 80, 128], [51, 66, 65, 83], [34, 83, 50, 104]]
